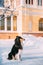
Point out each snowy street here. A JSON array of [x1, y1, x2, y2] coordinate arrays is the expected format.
[[0, 35, 43, 65]]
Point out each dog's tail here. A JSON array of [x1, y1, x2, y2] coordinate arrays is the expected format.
[[7, 52, 12, 60]]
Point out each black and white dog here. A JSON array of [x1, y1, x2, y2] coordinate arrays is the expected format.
[[8, 36, 25, 60]]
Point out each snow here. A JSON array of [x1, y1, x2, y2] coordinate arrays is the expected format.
[[0, 39, 14, 47], [0, 34, 43, 65]]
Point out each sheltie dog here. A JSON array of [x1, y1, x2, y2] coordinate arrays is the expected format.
[[8, 36, 25, 60]]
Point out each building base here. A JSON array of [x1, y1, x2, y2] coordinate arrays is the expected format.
[[0, 33, 18, 39], [22, 33, 43, 37]]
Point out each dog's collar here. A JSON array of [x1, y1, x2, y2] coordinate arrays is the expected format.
[[15, 45, 23, 49]]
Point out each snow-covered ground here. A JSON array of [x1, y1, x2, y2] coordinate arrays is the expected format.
[[0, 34, 43, 65]]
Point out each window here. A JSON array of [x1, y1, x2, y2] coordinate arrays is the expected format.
[[13, 16, 17, 31], [39, 22, 43, 31], [0, 15, 4, 30], [31, 0, 33, 4], [39, 18, 43, 31], [38, 0, 42, 6], [26, 0, 33, 5], [29, 0, 30, 4], [7, 16, 11, 30], [0, 0, 4, 7], [26, 0, 27, 4]]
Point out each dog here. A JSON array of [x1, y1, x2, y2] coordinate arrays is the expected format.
[[7, 36, 25, 60]]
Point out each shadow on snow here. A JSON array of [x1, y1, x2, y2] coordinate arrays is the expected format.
[[22, 56, 43, 61]]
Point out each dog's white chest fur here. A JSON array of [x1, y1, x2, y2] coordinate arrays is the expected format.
[[14, 49, 22, 60]]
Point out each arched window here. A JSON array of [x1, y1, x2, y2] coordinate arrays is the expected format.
[[39, 18, 43, 31], [0, 15, 4, 30]]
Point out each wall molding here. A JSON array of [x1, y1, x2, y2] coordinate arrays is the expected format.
[[22, 9, 43, 16]]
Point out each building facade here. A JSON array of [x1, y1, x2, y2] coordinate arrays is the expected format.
[[0, 0, 43, 39]]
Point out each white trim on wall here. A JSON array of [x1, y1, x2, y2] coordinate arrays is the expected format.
[[22, 9, 43, 15], [4, 14, 7, 31]]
